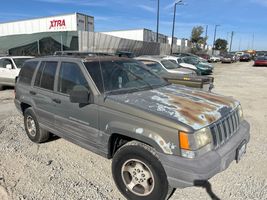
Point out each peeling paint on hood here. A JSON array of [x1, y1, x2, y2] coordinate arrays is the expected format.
[[107, 85, 239, 130]]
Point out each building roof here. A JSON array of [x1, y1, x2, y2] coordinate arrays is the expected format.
[[0, 12, 93, 25]]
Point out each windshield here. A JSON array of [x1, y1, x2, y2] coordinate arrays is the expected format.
[[182, 56, 199, 65], [13, 58, 32, 68], [139, 60, 165, 74], [161, 60, 178, 69], [256, 56, 267, 60], [84, 60, 167, 93]]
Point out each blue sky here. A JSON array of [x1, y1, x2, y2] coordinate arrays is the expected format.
[[0, 0, 266, 51]]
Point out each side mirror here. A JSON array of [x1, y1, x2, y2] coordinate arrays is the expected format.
[[6, 64, 12, 69], [69, 85, 90, 104]]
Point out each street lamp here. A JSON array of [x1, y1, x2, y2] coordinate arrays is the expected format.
[[156, 0, 160, 43], [212, 24, 220, 55], [170, 0, 184, 54]]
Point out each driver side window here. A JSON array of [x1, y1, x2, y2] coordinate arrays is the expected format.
[[0, 59, 13, 69], [58, 62, 89, 95]]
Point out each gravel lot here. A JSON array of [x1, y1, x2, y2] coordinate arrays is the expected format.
[[0, 61, 266, 200]]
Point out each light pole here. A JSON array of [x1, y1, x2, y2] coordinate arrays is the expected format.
[[212, 24, 220, 55], [156, 0, 160, 43], [229, 31, 234, 52], [170, 0, 184, 54], [205, 25, 208, 50]]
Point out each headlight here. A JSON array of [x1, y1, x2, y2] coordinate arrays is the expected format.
[[238, 104, 244, 121], [194, 127, 212, 149], [179, 128, 212, 159]]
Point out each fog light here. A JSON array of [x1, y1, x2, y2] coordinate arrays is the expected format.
[[181, 149, 195, 159]]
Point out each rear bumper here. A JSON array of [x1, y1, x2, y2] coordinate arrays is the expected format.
[[158, 120, 250, 188]]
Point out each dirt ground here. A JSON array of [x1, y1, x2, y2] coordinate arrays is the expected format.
[[0, 61, 266, 200]]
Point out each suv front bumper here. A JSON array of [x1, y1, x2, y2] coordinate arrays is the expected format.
[[158, 120, 250, 188]]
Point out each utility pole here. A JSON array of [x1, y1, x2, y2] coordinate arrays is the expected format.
[[238, 38, 242, 51], [156, 0, 160, 43], [170, 0, 184, 54], [212, 25, 220, 55], [229, 31, 234, 52], [252, 33, 254, 50], [205, 25, 208, 50]]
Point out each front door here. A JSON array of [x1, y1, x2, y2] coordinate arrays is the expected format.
[[52, 61, 100, 152]]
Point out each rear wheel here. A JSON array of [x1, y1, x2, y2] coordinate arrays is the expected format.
[[112, 141, 175, 200], [24, 108, 49, 143]]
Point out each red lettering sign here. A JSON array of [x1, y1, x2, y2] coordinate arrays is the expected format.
[[49, 19, 66, 29]]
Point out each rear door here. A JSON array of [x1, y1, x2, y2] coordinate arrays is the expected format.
[[52, 61, 101, 153], [31, 61, 58, 128]]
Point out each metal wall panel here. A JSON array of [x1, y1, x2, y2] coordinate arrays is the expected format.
[[78, 31, 180, 56]]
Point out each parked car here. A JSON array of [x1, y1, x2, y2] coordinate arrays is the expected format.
[[162, 55, 200, 74], [221, 54, 235, 63], [135, 56, 196, 75], [172, 52, 208, 62], [137, 58, 214, 91], [0, 56, 34, 89], [239, 54, 251, 62], [253, 56, 267, 66], [209, 56, 221, 63], [181, 56, 213, 75], [196, 53, 210, 61], [15, 55, 250, 200]]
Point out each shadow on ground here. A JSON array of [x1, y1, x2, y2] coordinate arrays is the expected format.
[[194, 180, 221, 200]]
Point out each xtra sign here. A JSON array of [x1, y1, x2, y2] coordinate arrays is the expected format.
[[49, 19, 66, 29]]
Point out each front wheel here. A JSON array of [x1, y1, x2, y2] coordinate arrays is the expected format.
[[112, 141, 175, 200]]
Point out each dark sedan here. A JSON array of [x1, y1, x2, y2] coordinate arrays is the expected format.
[[254, 56, 267, 66], [240, 54, 251, 62]]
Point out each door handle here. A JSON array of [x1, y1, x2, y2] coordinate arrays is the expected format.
[[52, 98, 61, 104], [29, 91, 36, 95]]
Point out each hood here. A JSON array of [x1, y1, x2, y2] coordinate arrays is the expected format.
[[107, 85, 239, 130], [198, 62, 213, 69], [167, 68, 195, 75], [179, 63, 197, 70]]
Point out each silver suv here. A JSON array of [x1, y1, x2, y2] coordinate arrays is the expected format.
[[15, 55, 250, 200]]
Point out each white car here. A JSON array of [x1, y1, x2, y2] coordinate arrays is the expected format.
[[135, 56, 196, 76], [209, 56, 221, 63], [162, 55, 198, 72], [0, 56, 34, 89]]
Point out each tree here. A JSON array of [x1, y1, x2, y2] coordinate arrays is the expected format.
[[214, 39, 228, 51], [190, 26, 207, 51]]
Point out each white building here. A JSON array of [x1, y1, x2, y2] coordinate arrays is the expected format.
[[0, 13, 94, 37], [0, 13, 94, 55], [101, 28, 168, 44]]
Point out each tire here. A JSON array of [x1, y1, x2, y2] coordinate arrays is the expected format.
[[0, 85, 3, 91], [24, 107, 49, 143], [112, 141, 175, 200]]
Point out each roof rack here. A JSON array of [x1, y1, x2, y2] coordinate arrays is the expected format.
[[53, 51, 113, 57]]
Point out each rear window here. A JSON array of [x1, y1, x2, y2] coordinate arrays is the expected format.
[[19, 61, 39, 85], [13, 58, 32, 68], [34, 61, 57, 90], [161, 60, 177, 69]]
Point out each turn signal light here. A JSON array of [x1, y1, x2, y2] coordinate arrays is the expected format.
[[179, 132, 190, 150]]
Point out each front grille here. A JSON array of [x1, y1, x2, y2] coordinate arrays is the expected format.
[[210, 109, 240, 149]]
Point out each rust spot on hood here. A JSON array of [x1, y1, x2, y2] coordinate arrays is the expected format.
[[190, 91, 236, 107], [169, 94, 221, 125]]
